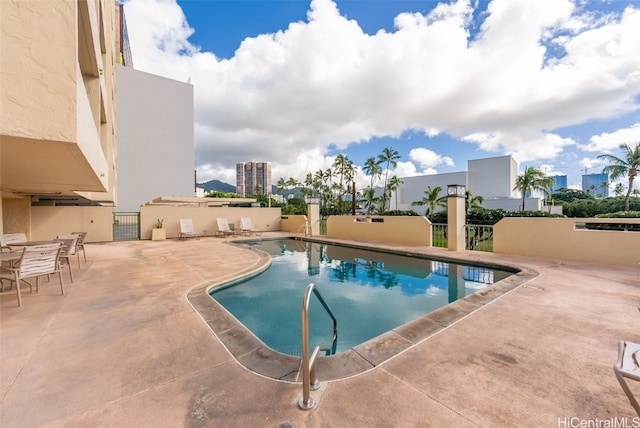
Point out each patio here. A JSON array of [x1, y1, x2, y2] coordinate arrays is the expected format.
[[1, 234, 638, 427]]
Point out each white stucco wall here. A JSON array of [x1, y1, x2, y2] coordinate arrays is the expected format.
[[483, 197, 542, 211], [468, 155, 517, 199], [394, 172, 468, 212], [115, 66, 194, 212], [394, 155, 521, 212]]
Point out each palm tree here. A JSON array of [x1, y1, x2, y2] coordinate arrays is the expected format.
[[598, 143, 640, 211], [465, 190, 484, 214], [412, 186, 445, 216], [513, 167, 554, 211], [377, 147, 400, 210], [332, 154, 356, 214], [613, 182, 625, 197], [361, 187, 379, 215], [387, 175, 403, 210], [286, 177, 299, 191], [363, 157, 383, 192], [301, 173, 314, 200], [276, 177, 287, 195]]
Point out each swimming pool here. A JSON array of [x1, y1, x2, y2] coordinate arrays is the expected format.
[[210, 239, 514, 356]]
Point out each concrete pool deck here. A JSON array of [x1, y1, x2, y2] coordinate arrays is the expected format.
[[1, 233, 639, 427]]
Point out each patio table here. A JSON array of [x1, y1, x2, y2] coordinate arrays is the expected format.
[[10, 240, 56, 247]]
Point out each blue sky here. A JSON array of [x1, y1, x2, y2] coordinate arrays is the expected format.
[[122, 0, 640, 191]]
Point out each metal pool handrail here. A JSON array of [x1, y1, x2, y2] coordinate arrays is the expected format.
[[299, 282, 338, 410]]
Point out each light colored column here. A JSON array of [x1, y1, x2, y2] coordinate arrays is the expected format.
[[447, 184, 466, 251], [448, 263, 466, 302], [307, 202, 320, 236]]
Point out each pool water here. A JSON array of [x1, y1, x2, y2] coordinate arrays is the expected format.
[[211, 239, 513, 356]]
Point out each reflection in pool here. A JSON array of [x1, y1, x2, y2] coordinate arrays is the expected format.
[[211, 239, 513, 356]]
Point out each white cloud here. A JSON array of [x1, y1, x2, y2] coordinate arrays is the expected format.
[[393, 161, 419, 178], [123, 0, 640, 183], [463, 131, 576, 162], [582, 122, 640, 152], [408, 148, 454, 170], [580, 157, 603, 171], [538, 164, 568, 176]]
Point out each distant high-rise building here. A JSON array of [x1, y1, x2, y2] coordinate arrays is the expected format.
[[116, 3, 134, 68], [236, 162, 272, 196], [549, 175, 567, 193], [582, 173, 609, 197]]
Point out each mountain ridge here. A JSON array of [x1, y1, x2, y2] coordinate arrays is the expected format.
[[198, 180, 278, 194]]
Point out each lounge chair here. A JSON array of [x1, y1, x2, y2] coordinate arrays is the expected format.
[[0, 242, 64, 307], [216, 218, 235, 237], [179, 218, 199, 240], [614, 340, 640, 416], [240, 217, 261, 236]]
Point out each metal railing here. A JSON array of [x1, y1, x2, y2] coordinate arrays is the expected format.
[[431, 223, 494, 252], [113, 212, 140, 241], [299, 283, 338, 410], [432, 224, 447, 248], [465, 225, 494, 252], [296, 219, 324, 239]]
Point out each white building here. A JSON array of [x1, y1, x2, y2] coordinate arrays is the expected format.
[[115, 66, 194, 212], [467, 156, 518, 199], [392, 155, 559, 213]]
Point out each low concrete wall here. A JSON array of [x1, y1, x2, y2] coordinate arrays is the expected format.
[[494, 217, 640, 267], [280, 215, 307, 234], [31, 206, 113, 242], [326, 215, 432, 246], [139, 206, 282, 239]]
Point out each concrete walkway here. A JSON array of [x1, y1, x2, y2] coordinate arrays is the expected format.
[[1, 235, 639, 427]]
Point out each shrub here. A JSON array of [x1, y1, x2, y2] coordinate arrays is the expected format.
[[595, 211, 640, 218], [379, 210, 420, 216], [467, 208, 506, 225], [428, 210, 448, 224], [503, 210, 566, 218]]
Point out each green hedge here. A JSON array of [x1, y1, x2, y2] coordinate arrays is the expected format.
[[379, 210, 420, 216], [429, 208, 566, 225], [595, 211, 640, 218]]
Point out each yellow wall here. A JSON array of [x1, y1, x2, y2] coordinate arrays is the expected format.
[[139, 206, 282, 239], [280, 215, 308, 233], [494, 218, 640, 267], [326, 216, 432, 246], [0, 0, 77, 141], [31, 206, 113, 243], [1, 0, 116, 200], [2, 197, 32, 237]]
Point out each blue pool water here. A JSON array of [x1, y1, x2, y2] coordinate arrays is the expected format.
[[210, 239, 513, 356]]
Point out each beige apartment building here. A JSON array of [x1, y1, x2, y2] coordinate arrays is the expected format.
[[1, 0, 125, 241]]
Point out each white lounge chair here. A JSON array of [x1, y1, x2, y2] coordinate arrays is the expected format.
[[614, 340, 640, 416], [179, 218, 199, 240], [216, 218, 235, 237], [240, 217, 261, 236]]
